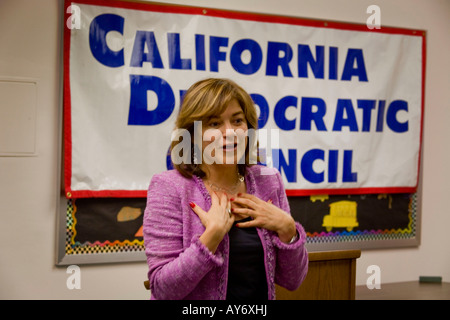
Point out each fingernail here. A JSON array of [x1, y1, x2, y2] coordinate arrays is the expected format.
[[229, 198, 234, 201], [231, 208, 234, 212], [268, 199, 273, 203], [237, 193, 242, 196], [189, 202, 195, 208]]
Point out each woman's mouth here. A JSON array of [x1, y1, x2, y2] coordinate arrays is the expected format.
[[223, 143, 237, 151]]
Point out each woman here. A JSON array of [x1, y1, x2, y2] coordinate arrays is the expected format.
[[143, 78, 308, 300]]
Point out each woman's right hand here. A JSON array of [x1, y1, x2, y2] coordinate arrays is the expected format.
[[189, 192, 235, 254]]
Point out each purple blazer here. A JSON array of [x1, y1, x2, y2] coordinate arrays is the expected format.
[[143, 165, 308, 300]]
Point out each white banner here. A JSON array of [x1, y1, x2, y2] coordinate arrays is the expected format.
[[63, 0, 425, 198]]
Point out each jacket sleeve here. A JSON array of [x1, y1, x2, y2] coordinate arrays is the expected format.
[[143, 173, 223, 300], [271, 170, 309, 291]]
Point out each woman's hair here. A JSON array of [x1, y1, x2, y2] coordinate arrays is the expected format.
[[171, 78, 258, 178]]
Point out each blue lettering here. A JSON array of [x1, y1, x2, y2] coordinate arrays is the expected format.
[[167, 33, 192, 70], [166, 145, 174, 170], [179, 90, 187, 104], [332, 99, 359, 132], [301, 149, 325, 183], [386, 100, 408, 133], [341, 48, 368, 81], [230, 39, 263, 75], [329, 47, 338, 80], [266, 42, 293, 77], [89, 14, 124, 67], [328, 150, 338, 183], [376, 100, 386, 132], [130, 31, 164, 68], [300, 97, 327, 131], [128, 75, 174, 125], [298, 44, 324, 79], [265, 148, 359, 185], [195, 34, 206, 71], [250, 93, 269, 129], [357, 100, 376, 132], [210, 36, 228, 72], [273, 149, 297, 183], [274, 96, 297, 130], [343, 150, 358, 182]]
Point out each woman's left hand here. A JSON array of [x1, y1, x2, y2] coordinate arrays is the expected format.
[[231, 193, 297, 243]]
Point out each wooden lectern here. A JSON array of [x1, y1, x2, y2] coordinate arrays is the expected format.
[[276, 249, 361, 300]]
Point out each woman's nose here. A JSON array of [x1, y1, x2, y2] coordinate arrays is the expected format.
[[222, 125, 237, 143], [221, 121, 234, 134]]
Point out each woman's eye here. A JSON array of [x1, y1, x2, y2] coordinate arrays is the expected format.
[[208, 121, 220, 127]]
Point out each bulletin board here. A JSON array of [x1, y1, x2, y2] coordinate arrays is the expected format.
[[56, 190, 421, 265], [56, 189, 421, 265], [56, 0, 424, 265]]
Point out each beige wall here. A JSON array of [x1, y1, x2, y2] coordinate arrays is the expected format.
[[0, 0, 449, 299]]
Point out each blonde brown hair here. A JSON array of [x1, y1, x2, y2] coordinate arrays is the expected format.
[[172, 78, 258, 178]]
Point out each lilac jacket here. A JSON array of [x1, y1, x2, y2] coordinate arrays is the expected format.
[[143, 165, 308, 300]]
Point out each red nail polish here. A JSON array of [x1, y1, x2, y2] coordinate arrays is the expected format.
[[237, 193, 242, 196], [189, 202, 195, 208], [230, 198, 234, 201]]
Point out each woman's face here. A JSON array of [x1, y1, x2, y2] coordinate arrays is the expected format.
[[201, 99, 248, 166]]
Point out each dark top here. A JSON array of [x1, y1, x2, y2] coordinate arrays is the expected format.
[[226, 217, 268, 300]]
